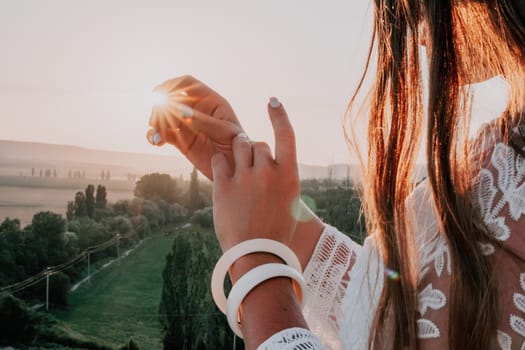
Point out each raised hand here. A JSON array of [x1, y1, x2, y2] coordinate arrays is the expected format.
[[147, 75, 243, 179], [211, 97, 300, 251], [148, 78, 325, 269], [210, 98, 310, 349]]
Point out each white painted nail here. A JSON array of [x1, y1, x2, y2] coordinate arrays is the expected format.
[[151, 132, 162, 145], [269, 97, 281, 109], [148, 128, 157, 144], [235, 132, 251, 143], [175, 102, 194, 118]]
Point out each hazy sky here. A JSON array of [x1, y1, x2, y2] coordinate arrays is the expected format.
[[0, 0, 509, 166]]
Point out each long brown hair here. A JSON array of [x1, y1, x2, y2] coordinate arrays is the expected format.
[[346, 0, 525, 349]]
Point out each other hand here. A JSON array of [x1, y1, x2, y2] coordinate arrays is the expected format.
[[211, 97, 300, 251], [147, 75, 243, 179]]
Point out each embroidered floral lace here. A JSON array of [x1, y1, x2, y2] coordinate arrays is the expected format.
[[257, 124, 525, 349]]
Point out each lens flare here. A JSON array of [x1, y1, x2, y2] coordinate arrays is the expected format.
[[291, 196, 316, 223], [385, 267, 400, 281], [150, 90, 169, 108]]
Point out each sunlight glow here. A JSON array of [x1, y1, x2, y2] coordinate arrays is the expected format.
[[150, 91, 169, 108], [291, 197, 316, 223]]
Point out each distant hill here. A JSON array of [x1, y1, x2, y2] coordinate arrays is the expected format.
[[0, 140, 192, 180], [0, 139, 361, 180], [298, 163, 361, 181]]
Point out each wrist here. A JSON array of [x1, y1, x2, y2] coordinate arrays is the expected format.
[[229, 264, 307, 346], [229, 252, 284, 283], [238, 276, 307, 348], [211, 239, 308, 346]]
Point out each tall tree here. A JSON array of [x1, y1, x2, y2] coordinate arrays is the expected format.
[[95, 185, 107, 208], [159, 229, 235, 349], [186, 167, 200, 213], [31, 211, 67, 266], [134, 173, 180, 204], [0, 218, 25, 285], [85, 184, 95, 218], [74, 192, 87, 218], [66, 201, 75, 221]]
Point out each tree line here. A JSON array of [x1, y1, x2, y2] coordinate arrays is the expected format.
[[0, 169, 211, 349], [27, 168, 112, 179], [1, 169, 210, 296]]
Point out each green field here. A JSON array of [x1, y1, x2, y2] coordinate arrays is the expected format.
[[53, 233, 175, 349]]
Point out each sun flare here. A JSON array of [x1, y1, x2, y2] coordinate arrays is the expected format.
[[149, 90, 169, 108]]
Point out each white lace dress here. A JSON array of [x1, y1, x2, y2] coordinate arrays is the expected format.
[[258, 125, 525, 350]]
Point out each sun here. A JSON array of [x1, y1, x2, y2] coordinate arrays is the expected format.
[[149, 90, 169, 108]]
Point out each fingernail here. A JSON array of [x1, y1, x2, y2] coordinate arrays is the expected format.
[[269, 97, 281, 109], [235, 132, 251, 143], [147, 128, 157, 144], [150, 132, 162, 145], [175, 102, 193, 118]]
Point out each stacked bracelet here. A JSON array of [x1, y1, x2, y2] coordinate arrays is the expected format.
[[226, 263, 306, 338], [211, 239, 302, 314]]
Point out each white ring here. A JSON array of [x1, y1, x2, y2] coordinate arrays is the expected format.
[[225, 263, 306, 339], [211, 239, 302, 314]]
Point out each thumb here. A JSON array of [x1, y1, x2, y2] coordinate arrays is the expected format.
[[211, 152, 233, 183]]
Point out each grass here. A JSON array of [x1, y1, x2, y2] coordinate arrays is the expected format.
[[53, 233, 175, 349]]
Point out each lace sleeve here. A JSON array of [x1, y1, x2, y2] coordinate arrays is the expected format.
[[256, 225, 362, 350], [302, 224, 362, 349], [256, 327, 324, 350]]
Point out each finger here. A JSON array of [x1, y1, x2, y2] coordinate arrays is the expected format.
[[146, 125, 182, 147], [149, 102, 189, 144], [147, 109, 165, 145], [149, 107, 157, 126], [252, 142, 273, 167], [157, 109, 173, 147], [152, 102, 217, 157], [169, 126, 198, 155], [211, 152, 233, 183], [267, 97, 297, 165], [147, 108, 174, 147], [150, 102, 201, 150], [162, 101, 242, 144], [146, 127, 165, 146], [185, 107, 242, 142], [232, 133, 253, 170], [194, 95, 240, 124], [155, 75, 214, 101]]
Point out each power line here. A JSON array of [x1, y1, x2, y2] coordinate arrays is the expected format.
[[0, 232, 134, 293]]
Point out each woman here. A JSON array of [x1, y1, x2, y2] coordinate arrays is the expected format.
[[147, 0, 525, 348]]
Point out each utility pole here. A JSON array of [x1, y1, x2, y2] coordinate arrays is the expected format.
[[45, 268, 50, 311], [116, 234, 120, 260], [87, 251, 91, 282]]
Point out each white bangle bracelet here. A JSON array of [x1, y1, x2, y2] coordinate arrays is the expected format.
[[211, 239, 302, 314], [226, 263, 306, 339]]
